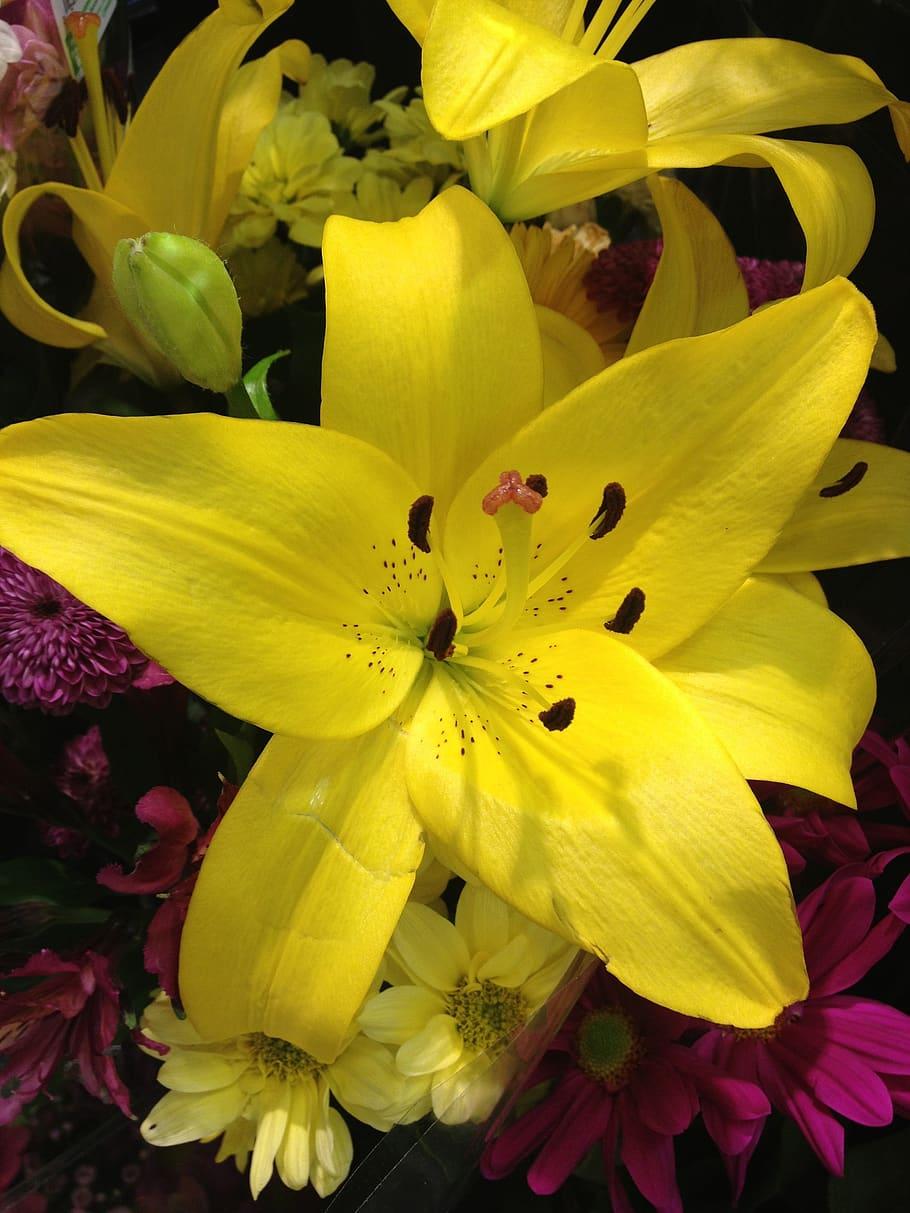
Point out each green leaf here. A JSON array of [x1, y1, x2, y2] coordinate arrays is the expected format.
[[242, 350, 289, 420], [0, 857, 99, 907]]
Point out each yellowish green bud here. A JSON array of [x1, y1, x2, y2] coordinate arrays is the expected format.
[[112, 233, 243, 394]]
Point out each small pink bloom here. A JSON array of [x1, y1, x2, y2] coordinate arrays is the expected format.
[[0, 949, 131, 1124], [97, 788, 199, 895], [97, 783, 234, 999], [482, 970, 768, 1212], [695, 862, 910, 1196], [0, 0, 68, 153]]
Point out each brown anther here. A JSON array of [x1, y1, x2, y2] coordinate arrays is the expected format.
[[605, 588, 645, 635], [64, 11, 101, 38], [525, 474, 548, 498], [43, 78, 87, 136], [102, 67, 129, 125], [819, 461, 868, 498], [590, 482, 626, 539], [539, 698, 576, 731], [407, 495, 434, 553], [482, 470, 544, 516], [426, 608, 458, 661]]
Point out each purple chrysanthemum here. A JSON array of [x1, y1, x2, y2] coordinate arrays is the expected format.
[[0, 547, 148, 714]]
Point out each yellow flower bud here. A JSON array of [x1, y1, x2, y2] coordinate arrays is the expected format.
[[112, 233, 243, 394]]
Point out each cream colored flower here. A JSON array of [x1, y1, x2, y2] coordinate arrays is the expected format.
[[359, 884, 576, 1125], [364, 90, 464, 187], [341, 170, 434, 222], [225, 108, 361, 251], [140, 995, 424, 1199], [295, 53, 383, 146]]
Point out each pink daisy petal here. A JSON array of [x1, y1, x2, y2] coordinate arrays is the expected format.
[[619, 1105, 684, 1213], [527, 1080, 613, 1196], [757, 1046, 845, 1174]]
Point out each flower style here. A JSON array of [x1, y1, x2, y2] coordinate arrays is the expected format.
[[0, 186, 902, 1065], [389, 0, 909, 288], [0, 949, 131, 1125], [224, 106, 362, 250], [0, 546, 153, 714], [140, 995, 424, 1199], [482, 968, 770, 1211], [695, 864, 910, 1197], [359, 883, 576, 1123], [0, 0, 68, 154], [0, 0, 302, 382]]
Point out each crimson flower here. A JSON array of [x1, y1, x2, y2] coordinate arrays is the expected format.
[[0, 950, 131, 1124]]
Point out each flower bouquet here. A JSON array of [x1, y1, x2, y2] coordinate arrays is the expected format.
[[0, 1, 908, 1210]]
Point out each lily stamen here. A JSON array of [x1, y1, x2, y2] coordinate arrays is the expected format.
[[407, 495, 434, 553], [426, 607, 458, 661], [64, 12, 117, 181], [524, 481, 627, 601], [819, 460, 868, 498], [605, 587, 646, 634]]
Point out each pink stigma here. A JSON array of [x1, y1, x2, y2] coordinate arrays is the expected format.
[[482, 470, 544, 517]]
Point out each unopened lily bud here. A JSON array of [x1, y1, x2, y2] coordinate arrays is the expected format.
[[112, 233, 242, 393]]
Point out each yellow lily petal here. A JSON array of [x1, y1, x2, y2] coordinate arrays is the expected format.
[[0, 184, 145, 349], [646, 133, 873, 289], [626, 175, 748, 356], [209, 41, 308, 244], [635, 38, 909, 156], [759, 438, 910, 572], [422, 0, 599, 141], [387, 0, 434, 42], [322, 188, 542, 517], [778, 572, 827, 607], [658, 577, 874, 807], [444, 279, 875, 656], [407, 630, 807, 1027], [105, 0, 292, 239], [0, 413, 438, 738], [181, 727, 424, 1062], [536, 303, 604, 404]]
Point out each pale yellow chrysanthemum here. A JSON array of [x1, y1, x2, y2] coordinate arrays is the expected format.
[[140, 995, 425, 1199], [227, 238, 316, 318], [295, 53, 383, 147], [225, 109, 361, 251], [364, 91, 464, 187], [359, 884, 576, 1126], [341, 170, 435, 223], [510, 221, 622, 352]]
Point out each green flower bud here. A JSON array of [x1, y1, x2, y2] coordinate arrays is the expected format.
[[112, 233, 243, 394]]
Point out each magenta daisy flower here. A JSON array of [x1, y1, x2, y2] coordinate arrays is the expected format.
[[0, 547, 150, 714], [482, 969, 768, 1212], [695, 863, 910, 1197]]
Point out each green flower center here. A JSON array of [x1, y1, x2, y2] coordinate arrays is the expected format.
[[575, 1008, 643, 1089], [445, 978, 528, 1052], [246, 1032, 323, 1082]]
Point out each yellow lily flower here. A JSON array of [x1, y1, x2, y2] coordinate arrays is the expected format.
[[612, 173, 910, 583], [0, 0, 304, 384], [389, 0, 909, 287], [0, 189, 880, 1063]]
